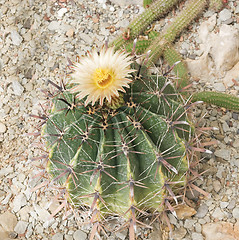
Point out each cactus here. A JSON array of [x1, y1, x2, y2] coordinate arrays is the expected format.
[[38, 60, 204, 239]]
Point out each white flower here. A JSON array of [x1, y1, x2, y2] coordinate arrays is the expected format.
[[69, 47, 134, 106]]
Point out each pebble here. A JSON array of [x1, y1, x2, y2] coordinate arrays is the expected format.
[[232, 207, 239, 219], [0, 211, 17, 233], [218, 9, 232, 22], [0, 122, 7, 133], [214, 82, 226, 92], [172, 227, 187, 239], [227, 199, 236, 210], [58, 8, 67, 18], [33, 203, 51, 222], [192, 232, 203, 240], [202, 221, 239, 240], [52, 232, 64, 240], [214, 149, 231, 161], [12, 80, 24, 96], [73, 230, 87, 240], [10, 30, 23, 46], [12, 193, 27, 212], [175, 204, 197, 219], [14, 221, 28, 235], [212, 180, 222, 193], [195, 204, 208, 218], [220, 202, 229, 209], [212, 207, 226, 220], [48, 21, 61, 31]]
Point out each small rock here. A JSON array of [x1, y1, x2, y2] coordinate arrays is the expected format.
[[115, 230, 127, 240], [202, 221, 238, 240], [52, 233, 64, 240], [227, 199, 236, 210], [232, 113, 238, 120], [9, 231, 18, 239], [33, 203, 51, 222], [233, 138, 239, 148], [14, 221, 28, 235], [73, 230, 87, 240], [66, 28, 74, 37], [65, 235, 74, 240], [80, 33, 93, 44], [0, 211, 17, 233], [12, 193, 27, 212], [218, 9, 232, 22], [214, 149, 231, 161], [212, 207, 225, 220], [48, 21, 61, 31], [232, 207, 239, 219], [58, 8, 67, 17], [220, 202, 229, 209], [212, 180, 222, 193], [214, 83, 226, 92], [172, 227, 187, 240], [10, 31, 23, 46], [192, 232, 203, 240], [175, 204, 196, 219], [184, 219, 196, 229], [12, 81, 24, 96], [0, 122, 7, 133], [195, 204, 208, 218]]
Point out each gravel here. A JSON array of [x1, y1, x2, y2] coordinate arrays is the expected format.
[[1, 0, 239, 239]]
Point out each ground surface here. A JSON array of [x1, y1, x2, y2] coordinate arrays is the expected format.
[[0, 0, 239, 239]]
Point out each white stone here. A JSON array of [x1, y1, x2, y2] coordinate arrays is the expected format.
[[202, 221, 239, 240], [57, 8, 67, 17], [14, 221, 28, 235], [0, 122, 6, 133], [33, 203, 51, 222], [210, 25, 239, 72], [195, 204, 208, 218], [48, 21, 61, 31], [220, 202, 229, 209], [212, 207, 226, 220], [12, 80, 24, 96], [232, 207, 239, 219], [198, 14, 217, 43], [214, 148, 231, 161], [52, 233, 64, 240], [12, 193, 27, 212], [192, 232, 203, 240], [73, 230, 87, 240], [11, 30, 23, 46], [218, 9, 232, 22]]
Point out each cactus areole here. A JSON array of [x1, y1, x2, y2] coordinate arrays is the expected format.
[[42, 48, 195, 233]]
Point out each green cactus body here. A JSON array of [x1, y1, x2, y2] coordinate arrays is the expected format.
[[42, 66, 194, 227], [192, 91, 239, 112]]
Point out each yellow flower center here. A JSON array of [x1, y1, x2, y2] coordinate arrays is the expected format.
[[93, 68, 114, 89]]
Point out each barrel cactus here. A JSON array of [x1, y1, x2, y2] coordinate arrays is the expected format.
[[36, 46, 208, 239]]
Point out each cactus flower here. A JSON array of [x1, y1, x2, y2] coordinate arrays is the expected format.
[[69, 47, 134, 106]]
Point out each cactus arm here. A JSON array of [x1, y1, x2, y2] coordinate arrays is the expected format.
[[111, 0, 180, 50], [146, 0, 207, 65], [192, 91, 239, 112], [209, 0, 223, 11]]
